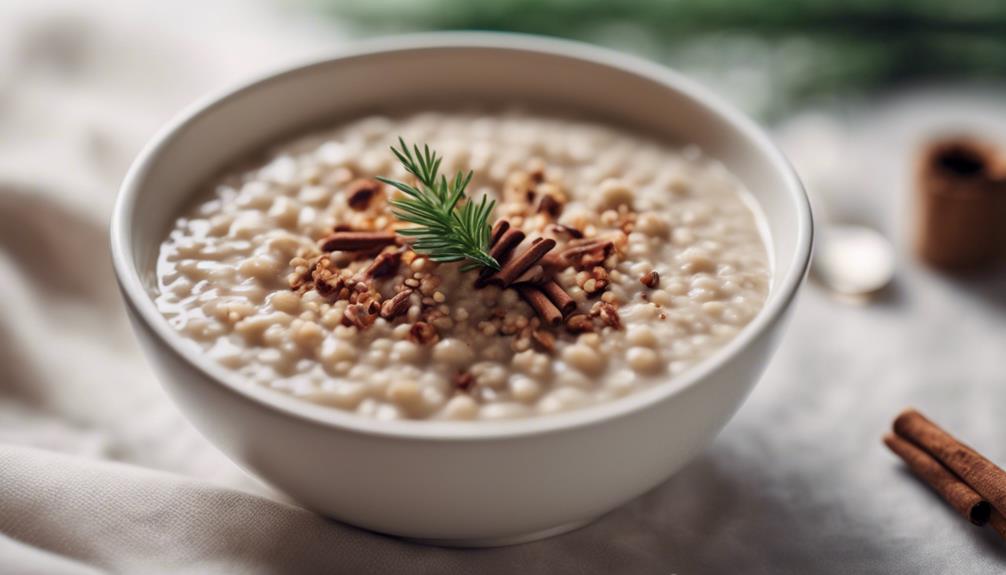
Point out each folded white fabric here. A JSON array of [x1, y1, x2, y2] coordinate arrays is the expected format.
[[0, 445, 407, 574], [0, 445, 643, 575]]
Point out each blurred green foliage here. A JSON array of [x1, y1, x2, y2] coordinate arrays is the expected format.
[[311, 0, 1006, 118]]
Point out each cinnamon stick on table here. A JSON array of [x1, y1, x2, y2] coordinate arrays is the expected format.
[[991, 510, 1006, 541], [883, 433, 991, 525], [893, 408, 1006, 515]]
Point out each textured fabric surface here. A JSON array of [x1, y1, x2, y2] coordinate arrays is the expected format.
[[2, 1, 1006, 573]]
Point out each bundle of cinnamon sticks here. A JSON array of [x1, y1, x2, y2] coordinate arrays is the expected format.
[[885, 408, 1006, 540]]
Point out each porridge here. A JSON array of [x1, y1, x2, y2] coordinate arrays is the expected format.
[[154, 110, 770, 420]]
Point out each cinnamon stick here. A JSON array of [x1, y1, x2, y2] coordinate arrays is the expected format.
[[475, 227, 528, 287], [488, 228, 526, 267], [991, 510, 1006, 541], [487, 237, 556, 287], [884, 433, 991, 525], [321, 231, 397, 252], [541, 280, 576, 316], [517, 285, 562, 326], [893, 408, 1006, 516], [490, 219, 510, 246]]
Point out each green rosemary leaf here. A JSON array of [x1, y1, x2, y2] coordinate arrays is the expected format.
[[382, 139, 500, 271]]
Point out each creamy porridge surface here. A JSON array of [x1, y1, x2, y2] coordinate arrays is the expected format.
[[155, 110, 770, 421]]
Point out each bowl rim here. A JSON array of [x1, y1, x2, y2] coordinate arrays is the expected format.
[[111, 31, 812, 441]]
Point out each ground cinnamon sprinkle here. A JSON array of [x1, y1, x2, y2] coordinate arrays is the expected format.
[[408, 321, 438, 345], [453, 371, 475, 391], [640, 270, 660, 288]]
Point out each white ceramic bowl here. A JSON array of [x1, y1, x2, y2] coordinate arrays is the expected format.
[[111, 33, 811, 546]]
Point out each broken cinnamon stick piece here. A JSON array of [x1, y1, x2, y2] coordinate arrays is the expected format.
[[541, 280, 576, 316], [884, 433, 991, 526], [517, 286, 562, 326], [320, 231, 397, 252], [362, 249, 402, 279], [893, 408, 1006, 516], [561, 239, 614, 269], [489, 237, 557, 287]]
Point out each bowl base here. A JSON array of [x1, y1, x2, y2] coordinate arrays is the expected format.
[[403, 517, 596, 548]]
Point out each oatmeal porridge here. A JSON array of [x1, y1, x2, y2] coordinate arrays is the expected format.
[[154, 110, 770, 420]]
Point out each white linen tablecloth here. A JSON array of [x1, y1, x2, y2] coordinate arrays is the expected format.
[[3, 1, 1006, 572]]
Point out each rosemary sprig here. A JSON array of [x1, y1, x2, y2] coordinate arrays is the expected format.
[[377, 138, 500, 272]]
